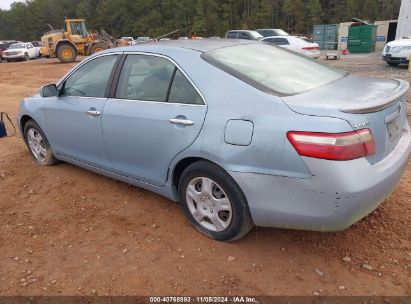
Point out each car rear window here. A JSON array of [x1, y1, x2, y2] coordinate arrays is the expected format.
[[203, 43, 345, 96]]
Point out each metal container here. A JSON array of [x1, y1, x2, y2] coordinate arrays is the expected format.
[[313, 24, 339, 50]]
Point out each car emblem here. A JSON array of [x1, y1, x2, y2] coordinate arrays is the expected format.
[[353, 121, 370, 128]]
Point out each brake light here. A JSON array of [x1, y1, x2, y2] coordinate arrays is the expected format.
[[287, 129, 376, 161], [302, 46, 319, 51]]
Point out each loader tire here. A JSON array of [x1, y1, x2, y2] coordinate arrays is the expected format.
[[89, 43, 108, 55], [57, 44, 77, 63]]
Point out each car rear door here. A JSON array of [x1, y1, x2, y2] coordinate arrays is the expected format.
[[102, 53, 207, 187], [43, 53, 120, 170]]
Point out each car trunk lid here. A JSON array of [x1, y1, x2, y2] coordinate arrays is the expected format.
[[282, 75, 409, 164]]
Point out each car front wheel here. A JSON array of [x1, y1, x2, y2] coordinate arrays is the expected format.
[[23, 120, 58, 166], [178, 161, 254, 242]]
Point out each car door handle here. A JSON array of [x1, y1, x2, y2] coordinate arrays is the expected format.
[[169, 118, 194, 126], [86, 110, 101, 117]]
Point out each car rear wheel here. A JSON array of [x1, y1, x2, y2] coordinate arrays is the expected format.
[[23, 120, 58, 166], [178, 161, 254, 242]]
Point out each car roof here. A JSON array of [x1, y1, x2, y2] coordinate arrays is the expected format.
[[107, 39, 259, 54], [227, 30, 256, 33], [256, 28, 283, 31]]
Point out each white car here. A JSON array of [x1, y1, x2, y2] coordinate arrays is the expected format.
[[382, 37, 411, 66], [135, 36, 151, 43], [121, 37, 135, 45], [31, 41, 42, 58], [2, 42, 37, 62], [261, 36, 321, 59]]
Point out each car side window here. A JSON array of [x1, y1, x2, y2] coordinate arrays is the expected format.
[[168, 69, 203, 105], [238, 32, 250, 40], [61, 55, 118, 98], [226, 32, 237, 39], [116, 55, 175, 102], [272, 38, 289, 45]]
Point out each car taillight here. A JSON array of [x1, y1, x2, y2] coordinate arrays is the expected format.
[[302, 47, 319, 51], [287, 129, 376, 161]]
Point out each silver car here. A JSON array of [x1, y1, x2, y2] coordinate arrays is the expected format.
[[18, 40, 411, 241]]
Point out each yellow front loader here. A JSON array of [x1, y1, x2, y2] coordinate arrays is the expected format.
[[40, 19, 118, 63]]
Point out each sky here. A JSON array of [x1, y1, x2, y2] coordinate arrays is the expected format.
[[0, 0, 23, 10]]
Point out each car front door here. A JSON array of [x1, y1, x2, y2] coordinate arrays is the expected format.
[[26, 43, 34, 58], [102, 53, 207, 186], [43, 53, 120, 170]]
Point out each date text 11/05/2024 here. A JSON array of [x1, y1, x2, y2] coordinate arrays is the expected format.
[[149, 296, 258, 303]]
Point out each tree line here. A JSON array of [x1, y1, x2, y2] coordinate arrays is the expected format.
[[0, 0, 402, 41]]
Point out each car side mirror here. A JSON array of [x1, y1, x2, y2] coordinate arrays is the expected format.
[[40, 84, 58, 97]]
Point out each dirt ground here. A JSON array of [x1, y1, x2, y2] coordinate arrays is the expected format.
[[0, 53, 410, 297]]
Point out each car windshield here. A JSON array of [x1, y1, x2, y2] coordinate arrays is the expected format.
[[9, 43, 25, 49], [203, 43, 345, 95]]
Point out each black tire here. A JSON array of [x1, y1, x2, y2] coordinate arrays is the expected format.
[[23, 120, 58, 166], [57, 44, 77, 63], [178, 161, 254, 242], [24, 53, 30, 61], [89, 42, 108, 55], [388, 62, 399, 66]]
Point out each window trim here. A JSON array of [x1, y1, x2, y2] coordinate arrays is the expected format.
[[111, 51, 206, 106], [57, 52, 123, 100]]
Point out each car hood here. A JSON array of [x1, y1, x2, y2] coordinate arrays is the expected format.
[[282, 75, 408, 115], [387, 38, 411, 47], [4, 49, 24, 53]]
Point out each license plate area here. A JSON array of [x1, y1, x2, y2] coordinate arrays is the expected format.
[[386, 116, 401, 142]]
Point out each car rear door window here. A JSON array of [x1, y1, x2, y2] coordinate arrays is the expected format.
[[61, 55, 118, 98], [226, 32, 238, 39], [271, 38, 289, 45], [238, 32, 251, 40], [116, 55, 175, 102], [168, 69, 203, 105]]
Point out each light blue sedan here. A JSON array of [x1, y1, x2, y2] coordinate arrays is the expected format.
[[18, 40, 411, 241]]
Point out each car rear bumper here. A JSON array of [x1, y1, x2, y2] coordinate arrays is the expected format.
[[382, 55, 409, 64], [229, 121, 411, 231], [304, 52, 321, 59]]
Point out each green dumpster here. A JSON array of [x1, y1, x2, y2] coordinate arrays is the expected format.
[[347, 25, 377, 53]]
